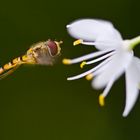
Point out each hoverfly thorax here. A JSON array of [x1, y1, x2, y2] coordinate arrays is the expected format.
[[30, 40, 62, 65]]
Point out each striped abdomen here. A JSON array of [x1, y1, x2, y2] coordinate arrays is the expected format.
[[0, 55, 34, 76]]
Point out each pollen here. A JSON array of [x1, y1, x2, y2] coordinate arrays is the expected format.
[[85, 74, 93, 80], [80, 61, 86, 68], [73, 39, 83, 46], [99, 94, 105, 106], [62, 59, 71, 65]]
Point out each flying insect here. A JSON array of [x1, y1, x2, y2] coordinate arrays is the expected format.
[[0, 39, 62, 79]]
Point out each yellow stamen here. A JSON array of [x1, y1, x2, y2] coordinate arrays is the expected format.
[[85, 74, 93, 80], [73, 39, 83, 46], [80, 61, 86, 68], [62, 59, 71, 65], [99, 94, 105, 106]]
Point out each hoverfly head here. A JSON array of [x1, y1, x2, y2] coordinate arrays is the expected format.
[[46, 40, 62, 57]]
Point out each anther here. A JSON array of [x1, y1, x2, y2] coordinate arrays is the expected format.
[[73, 39, 83, 46], [80, 61, 86, 68], [85, 74, 93, 80], [99, 94, 105, 106], [62, 59, 71, 65]]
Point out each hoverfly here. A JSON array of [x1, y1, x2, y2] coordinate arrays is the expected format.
[[0, 39, 62, 79]]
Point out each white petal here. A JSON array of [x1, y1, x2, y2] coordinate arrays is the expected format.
[[133, 56, 140, 66], [92, 49, 133, 89], [67, 49, 113, 64], [123, 58, 140, 117], [133, 57, 140, 81], [67, 19, 123, 50], [102, 77, 116, 97]]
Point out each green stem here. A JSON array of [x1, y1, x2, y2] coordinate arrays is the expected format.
[[130, 36, 140, 49]]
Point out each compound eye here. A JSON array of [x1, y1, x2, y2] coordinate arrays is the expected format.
[[47, 40, 58, 56]]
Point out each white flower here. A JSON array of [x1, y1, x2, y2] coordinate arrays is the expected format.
[[63, 19, 140, 117]]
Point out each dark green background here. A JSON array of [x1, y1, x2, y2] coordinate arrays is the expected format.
[[0, 0, 139, 139]]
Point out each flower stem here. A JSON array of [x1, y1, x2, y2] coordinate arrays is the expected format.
[[130, 36, 140, 49]]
